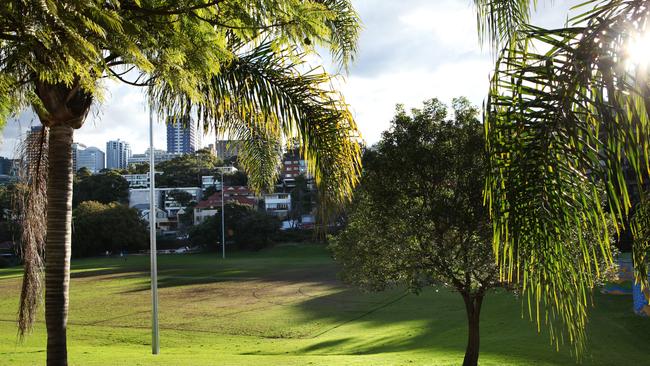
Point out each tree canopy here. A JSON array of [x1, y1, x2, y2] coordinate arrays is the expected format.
[[330, 98, 500, 366], [73, 170, 129, 207], [157, 150, 220, 188], [72, 201, 148, 257]]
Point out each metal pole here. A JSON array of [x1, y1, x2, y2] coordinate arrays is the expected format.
[[221, 169, 225, 259], [149, 107, 160, 355]]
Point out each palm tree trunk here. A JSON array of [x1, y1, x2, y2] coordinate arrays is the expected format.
[[45, 124, 74, 366], [462, 292, 484, 366]]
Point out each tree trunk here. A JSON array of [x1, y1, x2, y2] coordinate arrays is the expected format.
[[45, 125, 74, 366], [462, 292, 484, 366]]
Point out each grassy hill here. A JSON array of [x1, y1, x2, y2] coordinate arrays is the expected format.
[[1, 244, 649, 365]]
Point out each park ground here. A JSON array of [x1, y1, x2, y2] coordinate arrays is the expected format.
[[1, 244, 649, 366]]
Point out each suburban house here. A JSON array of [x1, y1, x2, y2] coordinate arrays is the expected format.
[[132, 204, 173, 233], [193, 186, 257, 225], [129, 187, 202, 232]]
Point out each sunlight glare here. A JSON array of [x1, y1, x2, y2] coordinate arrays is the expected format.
[[626, 28, 650, 68]]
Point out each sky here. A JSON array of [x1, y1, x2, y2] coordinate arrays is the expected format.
[[0, 0, 573, 157]]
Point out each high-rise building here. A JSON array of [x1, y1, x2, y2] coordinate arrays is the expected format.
[[24, 126, 47, 171], [71, 143, 87, 172], [0, 157, 18, 176], [166, 116, 197, 154], [106, 140, 131, 169], [77, 147, 105, 173], [215, 139, 243, 160]]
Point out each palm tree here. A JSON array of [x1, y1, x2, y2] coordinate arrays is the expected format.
[[1, 1, 361, 365], [476, 0, 650, 354]]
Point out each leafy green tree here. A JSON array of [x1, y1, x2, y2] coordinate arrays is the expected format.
[[72, 201, 148, 258], [74, 167, 92, 179], [2, 1, 362, 363], [189, 202, 279, 250], [289, 174, 315, 222], [166, 190, 194, 208], [73, 170, 129, 207], [157, 150, 220, 187], [127, 163, 150, 174], [478, 0, 650, 353], [223, 170, 248, 186], [330, 98, 500, 366]]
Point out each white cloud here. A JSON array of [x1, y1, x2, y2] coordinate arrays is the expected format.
[[0, 0, 574, 157]]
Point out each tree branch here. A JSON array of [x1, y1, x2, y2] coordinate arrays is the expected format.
[[107, 67, 151, 87]]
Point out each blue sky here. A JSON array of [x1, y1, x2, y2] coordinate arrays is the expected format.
[[0, 0, 573, 157]]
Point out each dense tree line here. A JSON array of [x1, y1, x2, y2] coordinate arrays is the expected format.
[[190, 202, 279, 251]]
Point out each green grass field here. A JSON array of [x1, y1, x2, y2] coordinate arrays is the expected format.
[[1, 244, 649, 365]]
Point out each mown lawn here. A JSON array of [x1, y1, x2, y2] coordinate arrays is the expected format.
[[1, 244, 649, 365]]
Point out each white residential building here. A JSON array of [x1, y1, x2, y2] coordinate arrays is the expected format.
[[129, 187, 202, 215], [128, 148, 181, 166], [264, 193, 292, 218], [122, 173, 162, 188]]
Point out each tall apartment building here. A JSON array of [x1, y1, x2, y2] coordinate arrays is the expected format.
[[106, 139, 131, 170], [77, 146, 105, 173], [71, 143, 86, 172], [24, 126, 47, 171], [0, 157, 18, 176], [166, 116, 197, 154]]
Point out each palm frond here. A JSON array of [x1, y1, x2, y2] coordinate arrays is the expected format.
[[486, 0, 650, 353], [150, 41, 361, 208], [630, 196, 650, 293], [474, 0, 537, 49], [16, 126, 48, 338]]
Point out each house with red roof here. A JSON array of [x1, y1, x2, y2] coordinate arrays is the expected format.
[[193, 186, 257, 225]]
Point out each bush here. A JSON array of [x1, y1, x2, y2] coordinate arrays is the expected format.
[[189, 202, 280, 251], [72, 201, 148, 257]]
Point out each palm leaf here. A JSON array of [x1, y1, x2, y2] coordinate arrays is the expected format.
[[486, 0, 650, 354], [150, 41, 361, 211]]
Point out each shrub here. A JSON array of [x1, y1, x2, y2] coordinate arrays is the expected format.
[[72, 201, 148, 257], [189, 202, 280, 251]]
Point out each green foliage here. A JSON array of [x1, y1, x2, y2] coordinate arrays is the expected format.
[[484, 0, 650, 354], [157, 150, 220, 188], [630, 195, 650, 293], [473, 0, 537, 48], [73, 170, 129, 207], [224, 170, 248, 186], [127, 163, 150, 174], [72, 201, 148, 257], [189, 202, 279, 251], [166, 190, 194, 207], [289, 174, 315, 219], [331, 98, 498, 295]]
